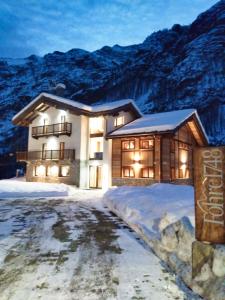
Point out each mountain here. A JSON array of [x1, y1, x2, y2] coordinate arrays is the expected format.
[[0, 0, 224, 160]]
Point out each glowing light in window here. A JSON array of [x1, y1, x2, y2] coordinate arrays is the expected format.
[[90, 117, 104, 133], [35, 165, 45, 177], [50, 165, 59, 177], [61, 166, 70, 177]]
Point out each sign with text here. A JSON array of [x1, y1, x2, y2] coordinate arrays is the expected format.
[[194, 147, 225, 244]]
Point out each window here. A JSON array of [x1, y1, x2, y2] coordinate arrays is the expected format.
[[122, 167, 134, 178], [34, 165, 45, 177], [114, 116, 124, 127], [46, 165, 59, 177], [140, 139, 154, 149], [90, 117, 104, 134], [178, 142, 190, 179], [89, 137, 103, 159], [141, 167, 154, 178], [122, 140, 135, 150], [59, 165, 70, 177]]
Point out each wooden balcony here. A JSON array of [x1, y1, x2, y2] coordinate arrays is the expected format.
[[16, 149, 75, 161], [32, 122, 72, 139]]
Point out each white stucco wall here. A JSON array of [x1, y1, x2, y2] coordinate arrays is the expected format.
[[26, 105, 137, 190], [79, 115, 89, 188], [106, 111, 135, 133], [28, 106, 82, 159]]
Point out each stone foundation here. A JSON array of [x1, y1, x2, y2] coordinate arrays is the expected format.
[[112, 177, 193, 186], [26, 160, 80, 186], [112, 177, 157, 186]]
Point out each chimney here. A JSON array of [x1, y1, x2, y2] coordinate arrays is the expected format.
[[51, 83, 66, 97]]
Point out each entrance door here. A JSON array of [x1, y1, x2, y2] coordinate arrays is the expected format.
[[89, 165, 102, 188]]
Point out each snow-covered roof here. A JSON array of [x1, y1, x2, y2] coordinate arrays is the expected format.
[[12, 93, 142, 123], [12, 92, 142, 123], [109, 108, 208, 142]]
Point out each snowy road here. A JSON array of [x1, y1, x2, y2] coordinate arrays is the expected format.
[[0, 194, 198, 300]]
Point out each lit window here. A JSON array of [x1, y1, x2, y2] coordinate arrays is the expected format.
[[90, 117, 104, 134], [122, 140, 135, 150], [34, 165, 45, 177], [89, 137, 103, 159], [46, 165, 59, 177], [141, 167, 154, 178], [114, 116, 124, 127], [178, 144, 190, 179], [122, 167, 134, 178], [60, 166, 70, 177], [140, 139, 154, 149]]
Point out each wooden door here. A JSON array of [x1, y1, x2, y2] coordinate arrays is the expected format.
[[89, 166, 102, 188]]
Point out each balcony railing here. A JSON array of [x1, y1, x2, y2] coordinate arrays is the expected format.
[[32, 122, 72, 138], [16, 149, 75, 161], [90, 152, 103, 160]]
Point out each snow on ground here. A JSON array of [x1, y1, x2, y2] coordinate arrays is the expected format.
[[104, 183, 195, 235], [0, 178, 78, 198], [0, 181, 200, 300]]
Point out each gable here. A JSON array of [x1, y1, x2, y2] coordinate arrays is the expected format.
[[12, 93, 142, 126]]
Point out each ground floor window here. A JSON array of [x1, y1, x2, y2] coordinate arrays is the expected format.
[[34, 165, 45, 177], [46, 165, 59, 177], [141, 167, 154, 178], [59, 165, 70, 177], [34, 165, 70, 177], [170, 139, 192, 179], [122, 166, 134, 178]]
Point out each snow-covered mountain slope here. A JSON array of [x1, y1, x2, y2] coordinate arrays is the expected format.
[[0, 0, 224, 153]]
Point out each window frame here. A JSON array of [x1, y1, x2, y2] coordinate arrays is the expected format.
[[114, 115, 124, 127], [122, 140, 135, 150], [139, 139, 154, 150], [141, 167, 154, 178], [59, 165, 71, 177], [122, 166, 134, 178]]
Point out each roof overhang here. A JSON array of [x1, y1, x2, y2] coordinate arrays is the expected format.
[[107, 110, 209, 146], [12, 92, 142, 126]]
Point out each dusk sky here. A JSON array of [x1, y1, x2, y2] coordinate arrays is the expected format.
[[0, 0, 218, 58]]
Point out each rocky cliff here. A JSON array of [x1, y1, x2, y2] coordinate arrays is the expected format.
[[0, 0, 224, 156]]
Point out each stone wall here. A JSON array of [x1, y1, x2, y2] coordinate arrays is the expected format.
[[112, 177, 193, 186], [135, 217, 225, 300], [26, 160, 80, 186], [112, 177, 157, 186]]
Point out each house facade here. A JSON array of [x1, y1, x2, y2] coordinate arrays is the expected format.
[[13, 92, 208, 190]]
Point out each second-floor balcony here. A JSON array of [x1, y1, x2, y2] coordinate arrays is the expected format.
[[16, 149, 75, 161], [32, 122, 72, 139]]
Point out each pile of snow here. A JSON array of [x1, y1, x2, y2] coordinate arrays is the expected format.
[[104, 184, 225, 300], [0, 178, 76, 198], [104, 183, 195, 235]]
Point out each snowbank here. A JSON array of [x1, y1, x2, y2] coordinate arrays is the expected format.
[[104, 184, 225, 300], [104, 184, 195, 234], [0, 179, 76, 198]]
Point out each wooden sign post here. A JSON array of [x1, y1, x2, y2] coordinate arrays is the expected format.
[[194, 147, 225, 244]]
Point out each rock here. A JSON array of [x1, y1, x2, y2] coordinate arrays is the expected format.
[[161, 223, 178, 252], [194, 262, 213, 282], [212, 245, 225, 277]]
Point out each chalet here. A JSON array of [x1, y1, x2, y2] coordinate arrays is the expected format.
[[12, 92, 208, 190]]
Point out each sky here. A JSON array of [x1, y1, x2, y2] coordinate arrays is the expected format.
[[0, 0, 219, 58]]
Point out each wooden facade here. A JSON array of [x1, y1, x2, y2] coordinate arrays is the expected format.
[[111, 122, 201, 186]]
